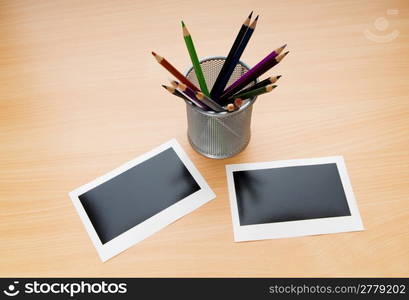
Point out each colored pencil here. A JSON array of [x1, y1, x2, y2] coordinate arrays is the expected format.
[[220, 46, 288, 101], [182, 21, 209, 96], [195, 91, 225, 112], [229, 84, 277, 100], [233, 75, 281, 96], [226, 103, 236, 112], [172, 80, 210, 110], [210, 12, 253, 100], [234, 98, 243, 108], [162, 84, 191, 102], [153, 51, 200, 91], [163, 84, 207, 111], [212, 15, 258, 102]]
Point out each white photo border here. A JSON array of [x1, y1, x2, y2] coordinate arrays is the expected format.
[[69, 139, 215, 262], [226, 156, 364, 242]]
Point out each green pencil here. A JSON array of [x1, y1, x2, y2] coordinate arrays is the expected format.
[[230, 84, 277, 100], [182, 21, 209, 96]]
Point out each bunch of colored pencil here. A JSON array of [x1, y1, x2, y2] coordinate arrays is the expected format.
[[153, 12, 289, 113]]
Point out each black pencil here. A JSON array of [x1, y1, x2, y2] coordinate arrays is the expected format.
[[229, 83, 277, 100], [232, 75, 281, 96], [162, 85, 190, 102], [210, 12, 253, 100]]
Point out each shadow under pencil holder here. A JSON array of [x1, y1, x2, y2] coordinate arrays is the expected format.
[[185, 57, 257, 159]]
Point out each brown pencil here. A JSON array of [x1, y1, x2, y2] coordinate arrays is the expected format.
[[152, 51, 200, 91]]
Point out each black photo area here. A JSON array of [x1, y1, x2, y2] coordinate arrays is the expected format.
[[233, 163, 351, 226], [79, 148, 201, 244]]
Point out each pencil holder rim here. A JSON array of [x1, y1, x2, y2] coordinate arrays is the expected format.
[[184, 56, 258, 118]]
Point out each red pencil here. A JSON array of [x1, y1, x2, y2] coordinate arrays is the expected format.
[[152, 51, 200, 91]]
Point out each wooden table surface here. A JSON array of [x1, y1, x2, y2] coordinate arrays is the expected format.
[[1, 0, 408, 277]]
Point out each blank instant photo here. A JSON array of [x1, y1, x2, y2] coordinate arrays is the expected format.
[[226, 156, 364, 242], [69, 139, 215, 261]]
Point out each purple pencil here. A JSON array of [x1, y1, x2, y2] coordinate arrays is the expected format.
[[171, 80, 210, 110], [220, 45, 288, 101]]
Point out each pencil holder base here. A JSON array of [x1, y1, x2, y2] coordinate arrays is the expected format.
[[185, 100, 254, 159], [187, 130, 251, 160]]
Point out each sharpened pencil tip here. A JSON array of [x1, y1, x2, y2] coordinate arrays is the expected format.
[[276, 51, 289, 61], [152, 51, 163, 63], [275, 44, 287, 55], [265, 84, 277, 92], [270, 75, 281, 83], [161, 85, 167, 88], [249, 15, 259, 28], [181, 21, 190, 36], [244, 12, 252, 26], [195, 91, 204, 99]]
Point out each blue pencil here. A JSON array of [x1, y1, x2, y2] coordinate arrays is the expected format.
[[211, 15, 258, 102], [210, 12, 253, 100]]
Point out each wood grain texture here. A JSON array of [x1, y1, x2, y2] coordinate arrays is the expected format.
[[0, 0, 408, 277]]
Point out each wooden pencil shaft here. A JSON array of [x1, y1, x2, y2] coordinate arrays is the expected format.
[[230, 85, 268, 99], [221, 46, 287, 101], [210, 12, 252, 99], [230, 84, 276, 100], [170, 80, 179, 88], [254, 52, 288, 76], [196, 92, 225, 112], [160, 59, 199, 91], [220, 57, 280, 101], [182, 22, 210, 96], [178, 88, 208, 110], [179, 83, 211, 110], [152, 52, 199, 91], [221, 53, 278, 98], [162, 85, 192, 105], [174, 89, 191, 101], [258, 58, 281, 74], [210, 21, 256, 101], [236, 75, 280, 95]]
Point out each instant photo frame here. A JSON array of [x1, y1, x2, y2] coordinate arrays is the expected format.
[[226, 156, 364, 242], [70, 139, 215, 261]]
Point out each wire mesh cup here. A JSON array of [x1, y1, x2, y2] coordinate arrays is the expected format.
[[185, 57, 257, 159]]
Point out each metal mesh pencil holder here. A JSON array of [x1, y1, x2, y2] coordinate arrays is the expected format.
[[185, 57, 257, 159]]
